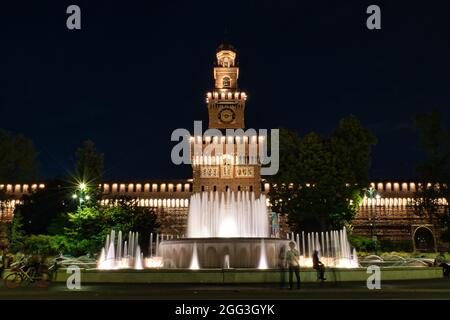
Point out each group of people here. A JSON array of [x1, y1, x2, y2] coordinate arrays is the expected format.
[[280, 243, 450, 289], [279, 241, 326, 289]]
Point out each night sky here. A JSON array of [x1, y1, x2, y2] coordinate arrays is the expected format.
[[1, 0, 449, 181]]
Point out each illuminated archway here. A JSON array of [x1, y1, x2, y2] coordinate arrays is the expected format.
[[413, 226, 435, 252]]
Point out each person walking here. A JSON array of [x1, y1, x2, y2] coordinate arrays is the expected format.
[[313, 250, 326, 281], [278, 245, 287, 288], [286, 241, 300, 289]]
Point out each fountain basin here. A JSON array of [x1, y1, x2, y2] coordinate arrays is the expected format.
[[159, 238, 289, 269]]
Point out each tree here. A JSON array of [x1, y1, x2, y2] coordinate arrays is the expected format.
[[9, 212, 25, 252], [75, 140, 104, 186], [71, 140, 104, 204], [413, 109, 450, 245], [0, 129, 39, 220], [330, 115, 377, 187], [14, 141, 105, 236], [14, 178, 76, 235], [269, 115, 376, 233], [67, 197, 159, 255], [0, 129, 39, 183]]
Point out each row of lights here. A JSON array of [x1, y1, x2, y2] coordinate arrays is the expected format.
[[100, 198, 190, 208], [360, 196, 448, 207], [0, 184, 45, 193], [190, 135, 264, 144], [206, 91, 247, 100], [104, 183, 191, 193]]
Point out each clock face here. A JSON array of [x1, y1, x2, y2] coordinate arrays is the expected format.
[[218, 108, 236, 124]]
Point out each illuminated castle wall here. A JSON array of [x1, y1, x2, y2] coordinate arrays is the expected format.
[[1, 181, 448, 251]]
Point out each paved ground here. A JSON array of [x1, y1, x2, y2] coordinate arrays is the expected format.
[[0, 278, 449, 300]]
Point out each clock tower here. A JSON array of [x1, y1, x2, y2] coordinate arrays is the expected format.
[[207, 44, 246, 129], [191, 44, 262, 196]]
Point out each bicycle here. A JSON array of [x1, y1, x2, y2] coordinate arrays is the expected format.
[[4, 261, 51, 289]]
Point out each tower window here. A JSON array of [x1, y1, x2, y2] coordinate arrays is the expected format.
[[250, 186, 253, 192], [222, 77, 231, 88], [201, 186, 205, 192], [238, 185, 241, 191], [213, 186, 217, 191], [226, 185, 230, 192]]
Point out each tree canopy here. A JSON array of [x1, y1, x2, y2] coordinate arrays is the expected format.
[[75, 139, 104, 186], [413, 108, 450, 244], [0, 128, 39, 183], [269, 115, 377, 233]]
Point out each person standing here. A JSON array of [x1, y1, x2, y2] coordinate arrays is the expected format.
[[286, 241, 300, 289]]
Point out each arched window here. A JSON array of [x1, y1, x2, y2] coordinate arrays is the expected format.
[[226, 185, 230, 192], [250, 186, 253, 192], [237, 185, 241, 191], [222, 76, 231, 88], [213, 186, 217, 192], [201, 186, 205, 192]]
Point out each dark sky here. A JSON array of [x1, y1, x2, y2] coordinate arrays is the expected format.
[[1, 0, 449, 181]]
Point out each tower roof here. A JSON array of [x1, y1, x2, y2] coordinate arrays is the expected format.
[[216, 43, 236, 53]]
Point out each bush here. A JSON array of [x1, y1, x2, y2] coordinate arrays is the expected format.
[[22, 234, 74, 256], [22, 235, 60, 256], [349, 235, 380, 252]]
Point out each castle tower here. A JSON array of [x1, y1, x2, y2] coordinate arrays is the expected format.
[[191, 44, 262, 196], [207, 43, 246, 129]]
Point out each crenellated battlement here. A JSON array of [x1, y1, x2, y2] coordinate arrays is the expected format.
[[0, 183, 45, 196], [1, 180, 447, 217], [100, 181, 193, 194], [2, 181, 448, 201], [206, 91, 247, 103]]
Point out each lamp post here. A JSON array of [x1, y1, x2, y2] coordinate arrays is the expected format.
[[72, 182, 89, 232], [366, 186, 380, 241], [72, 182, 89, 209]]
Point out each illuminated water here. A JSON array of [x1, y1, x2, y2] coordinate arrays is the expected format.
[[187, 191, 269, 238]]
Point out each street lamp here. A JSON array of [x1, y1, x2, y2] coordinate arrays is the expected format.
[[366, 186, 381, 242], [72, 182, 90, 231], [73, 182, 89, 208]]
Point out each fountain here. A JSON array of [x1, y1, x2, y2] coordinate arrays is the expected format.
[[187, 191, 269, 238], [97, 192, 359, 270], [258, 239, 268, 269], [189, 242, 200, 270], [97, 230, 145, 270], [293, 227, 360, 268], [158, 191, 289, 268]]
